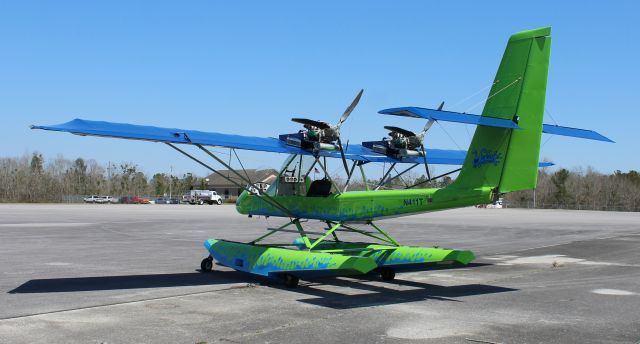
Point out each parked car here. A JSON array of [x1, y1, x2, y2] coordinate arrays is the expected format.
[[94, 196, 115, 204], [119, 196, 150, 204], [478, 198, 504, 209], [486, 198, 504, 209], [83, 195, 101, 203], [154, 197, 180, 204]]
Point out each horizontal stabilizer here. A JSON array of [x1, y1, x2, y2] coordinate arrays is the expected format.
[[379, 107, 613, 143], [361, 140, 553, 167], [542, 124, 614, 142], [379, 107, 520, 129]]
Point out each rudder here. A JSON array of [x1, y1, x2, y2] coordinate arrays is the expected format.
[[449, 27, 551, 193]]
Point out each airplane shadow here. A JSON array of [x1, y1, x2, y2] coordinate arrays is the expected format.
[[8, 270, 262, 294], [287, 278, 516, 309], [8, 263, 516, 309], [276, 263, 514, 309]]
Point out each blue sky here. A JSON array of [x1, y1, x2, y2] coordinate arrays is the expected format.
[[1, 1, 637, 177]]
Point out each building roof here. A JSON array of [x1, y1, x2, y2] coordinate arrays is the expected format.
[[204, 169, 278, 188]]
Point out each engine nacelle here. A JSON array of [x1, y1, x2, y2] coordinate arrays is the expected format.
[[363, 140, 425, 159], [286, 136, 303, 147], [398, 149, 423, 157], [372, 144, 388, 155], [313, 142, 338, 151]]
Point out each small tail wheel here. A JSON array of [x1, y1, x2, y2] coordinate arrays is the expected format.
[[380, 267, 396, 281], [216, 199, 222, 205], [200, 256, 213, 272], [283, 274, 299, 288]]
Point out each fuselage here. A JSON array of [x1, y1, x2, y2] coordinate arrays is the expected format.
[[236, 186, 494, 222]]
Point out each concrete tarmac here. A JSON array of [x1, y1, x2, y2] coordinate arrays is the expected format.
[[0, 204, 639, 343]]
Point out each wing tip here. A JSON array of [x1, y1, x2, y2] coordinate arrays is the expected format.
[[602, 135, 615, 143], [378, 107, 402, 115]]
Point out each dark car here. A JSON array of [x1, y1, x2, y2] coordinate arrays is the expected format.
[[154, 197, 180, 204]]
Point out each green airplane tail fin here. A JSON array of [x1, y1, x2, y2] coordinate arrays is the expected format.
[[449, 27, 551, 193]]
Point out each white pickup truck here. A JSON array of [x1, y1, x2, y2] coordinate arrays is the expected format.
[[95, 196, 115, 204], [185, 190, 223, 205], [83, 195, 115, 204], [83, 195, 101, 203]]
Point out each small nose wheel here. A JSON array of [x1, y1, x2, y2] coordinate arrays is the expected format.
[[379, 267, 396, 281], [283, 274, 299, 288], [200, 256, 213, 272]]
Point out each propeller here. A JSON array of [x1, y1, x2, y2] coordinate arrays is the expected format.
[[384, 126, 417, 138], [290, 89, 364, 176], [335, 90, 363, 176], [384, 102, 444, 144], [418, 101, 443, 180], [337, 89, 363, 128], [290, 118, 331, 130], [416, 101, 443, 140], [383, 101, 444, 180]]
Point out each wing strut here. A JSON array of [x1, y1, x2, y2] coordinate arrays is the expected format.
[[375, 163, 397, 190], [376, 163, 419, 189], [342, 161, 359, 192], [404, 167, 462, 189], [165, 143, 295, 218], [232, 148, 253, 186], [420, 145, 431, 180], [194, 144, 296, 216], [316, 157, 342, 195]]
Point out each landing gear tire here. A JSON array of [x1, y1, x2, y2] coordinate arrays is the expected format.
[[200, 256, 213, 272], [380, 267, 395, 281], [283, 274, 299, 288]]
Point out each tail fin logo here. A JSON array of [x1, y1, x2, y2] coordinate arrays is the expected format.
[[472, 149, 502, 168]]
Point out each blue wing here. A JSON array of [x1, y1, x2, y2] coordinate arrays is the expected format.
[[31, 118, 302, 154], [31, 118, 475, 165]]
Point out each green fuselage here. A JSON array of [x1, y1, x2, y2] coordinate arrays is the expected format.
[[236, 186, 494, 222]]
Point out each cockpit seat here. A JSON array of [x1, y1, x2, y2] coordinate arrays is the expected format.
[[306, 178, 333, 197]]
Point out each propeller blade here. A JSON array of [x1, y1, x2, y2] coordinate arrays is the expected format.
[[418, 102, 442, 139], [384, 126, 417, 137], [336, 137, 351, 177], [337, 89, 364, 127], [419, 120, 435, 139], [291, 118, 331, 129]]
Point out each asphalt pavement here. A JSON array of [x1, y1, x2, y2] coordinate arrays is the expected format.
[[0, 204, 638, 343]]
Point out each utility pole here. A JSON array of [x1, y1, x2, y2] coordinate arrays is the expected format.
[[169, 165, 173, 199], [107, 161, 111, 195]]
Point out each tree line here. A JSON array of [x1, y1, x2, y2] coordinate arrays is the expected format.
[[1, 152, 638, 211], [504, 167, 640, 212], [0, 153, 201, 203]]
